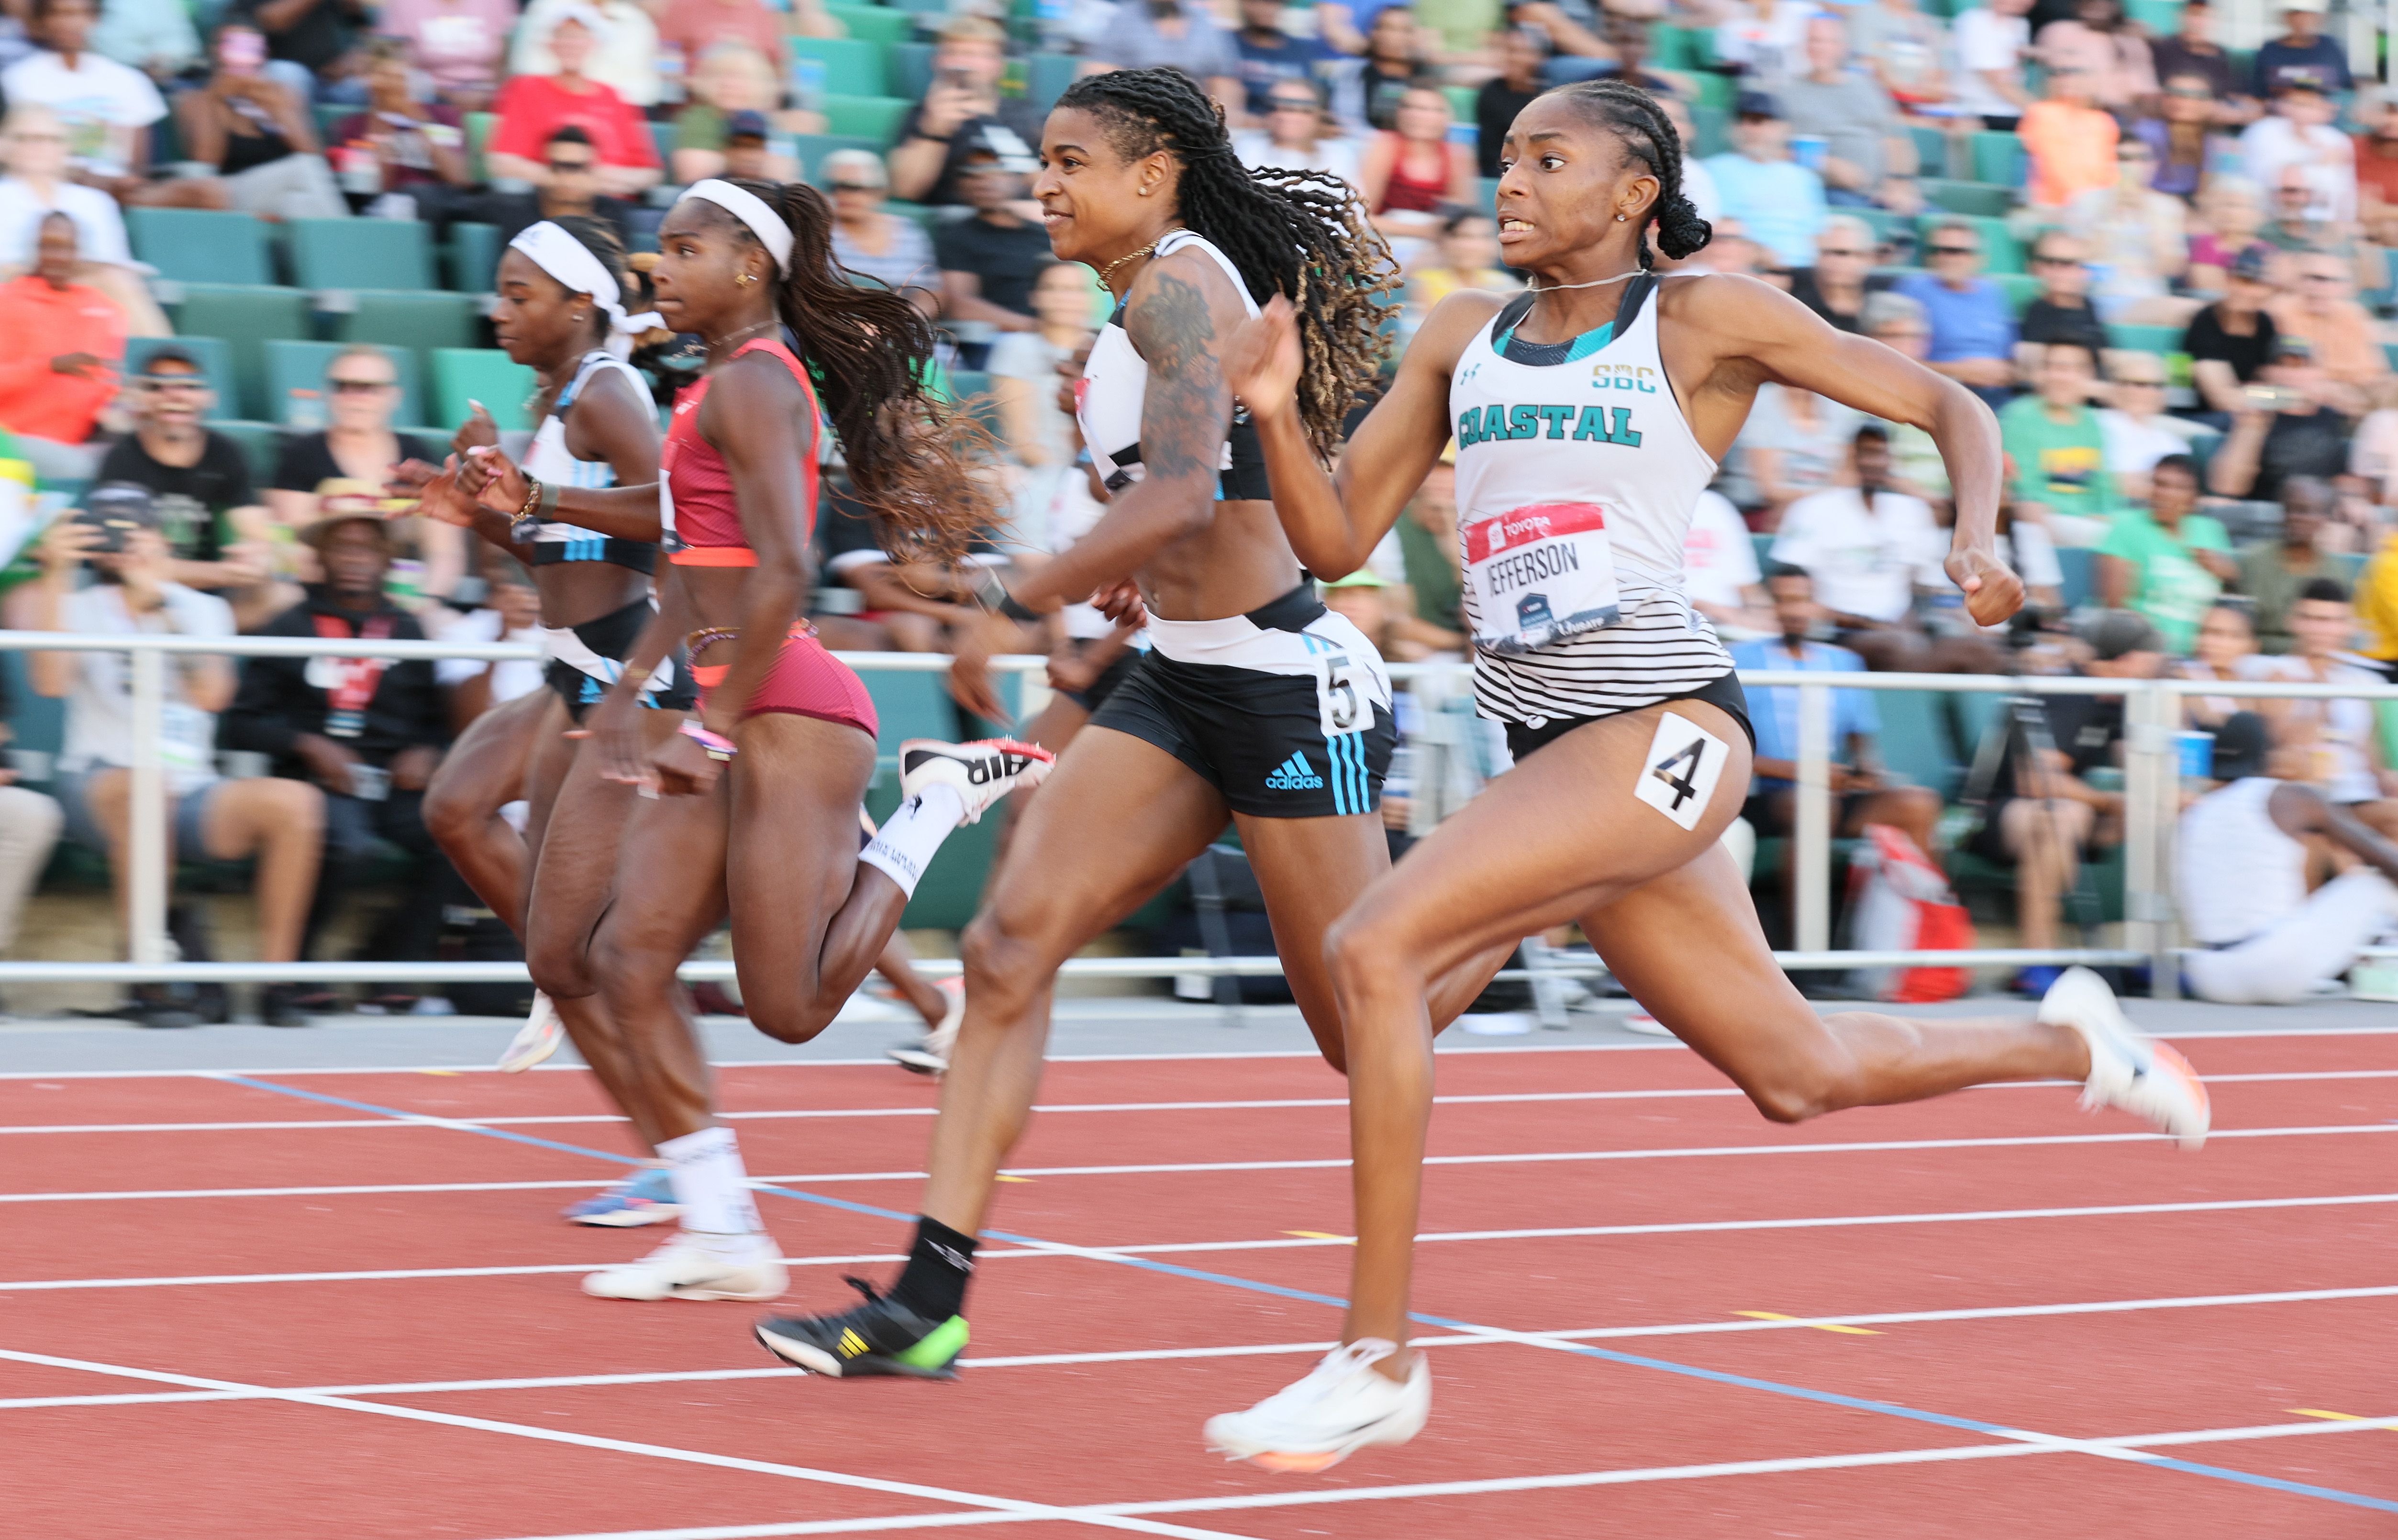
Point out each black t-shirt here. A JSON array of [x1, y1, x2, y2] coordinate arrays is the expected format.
[[1474, 78, 1541, 180], [932, 214, 1055, 318], [1786, 268, 1890, 333], [897, 98, 1047, 208], [1979, 688, 2123, 822], [2150, 38, 2237, 100], [2183, 303, 2278, 383], [2019, 297, 2110, 357], [235, 0, 356, 74], [95, 431, 257, 563], [2254, 408, 2350, 502], [271, 431, 435, 494]]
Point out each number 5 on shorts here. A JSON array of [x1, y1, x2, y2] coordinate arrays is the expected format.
[[1633, 710, 1730, 831]]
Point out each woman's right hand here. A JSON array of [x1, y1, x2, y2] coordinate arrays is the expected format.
[[588, 690, 653, 790], [462, 444, 531, 517], [1224, 294, 1303, 423], [452, 400, 500, 456]]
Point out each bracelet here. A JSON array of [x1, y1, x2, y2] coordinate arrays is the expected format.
[[509, 473, 545, 543], [974, 568, 1041, 624], [913, 131, 952, 143], [678, 720, 738, 760]]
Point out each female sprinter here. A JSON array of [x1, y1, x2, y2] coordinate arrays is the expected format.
[[461, 178, 1052, 1302], [1200, 78, 2212, 1466], [752, 68, 1515, 1381]]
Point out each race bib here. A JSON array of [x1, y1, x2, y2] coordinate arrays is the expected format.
[[1633, 711, 1730, 831], [1462, 502, 1621, 655], [1314, 648, 1365, 740]]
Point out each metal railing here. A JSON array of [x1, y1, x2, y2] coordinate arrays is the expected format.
[[5, 630, 2397, 1005]]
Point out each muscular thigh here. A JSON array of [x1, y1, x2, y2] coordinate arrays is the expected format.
[[527, 710, 678, 951], [721, 713, 878, 966], [593, 764, 732, 965]]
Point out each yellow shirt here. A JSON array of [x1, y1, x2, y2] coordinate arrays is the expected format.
[[2357, 530, 2398, 663]]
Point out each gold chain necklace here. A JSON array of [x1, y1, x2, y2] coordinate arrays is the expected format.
[[1096, 228, 1183, 291]]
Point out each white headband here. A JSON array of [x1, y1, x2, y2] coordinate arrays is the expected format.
[[508, 220, 662, 356], [687, 177, 792, 276]]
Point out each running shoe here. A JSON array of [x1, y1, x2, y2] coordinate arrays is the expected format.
[[1203, 1339, 1431, 1473], [498, 990, 563, 1073], [897, 739, 1055, 825], [754, 1275, 968, 1380], [2039, 965, 2210, 1152], [581, 1229, 786, 1302], [888, 977, 964, 1075], [561, 1165, 681, 1227]]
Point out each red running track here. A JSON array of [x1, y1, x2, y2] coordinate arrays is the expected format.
[[4, 1031, 2398, 1539]]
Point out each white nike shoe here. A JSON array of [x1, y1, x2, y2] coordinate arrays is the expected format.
[[2039, 966, 2210, 1152], [581, 1230, 788, 1302], [888, 976, 964, 1075], [897, 739, 1055, 825], [1203, 1339, 1431, 1473], [497, 990, 563, 1074]]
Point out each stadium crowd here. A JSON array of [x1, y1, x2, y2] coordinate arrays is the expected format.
[[0, 0, 2393, 1020]]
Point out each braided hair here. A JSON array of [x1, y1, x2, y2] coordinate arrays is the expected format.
[[1054, 68, 1397, 463], [1541, 80, 1711, 270], [702, 177, 993, 565]]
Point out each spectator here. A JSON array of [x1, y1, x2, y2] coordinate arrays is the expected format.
[[671, 42, 814, 186], [1777, 15, 1920, 213], [220, 506, 457, 997], [988, 261, 1095, 540], [2355, 521, 2398, 673], [936, 147, 1059, 352], [2014, 229, 2108, 380], [1233, 0, 1338, 121], [327, 38, 471, 204], [2267, 247, 2387, 416], [1952, 0, 2034, 130], [1732, 566, 1947, 895], [1391, 455, 1466, 645], [2252, 0, 2349, 97], [1861, 290, 1951, 498], [1409, 205, 1518, 311], [1088, 0, 1242, 104], [484, 8, 658, 197], [2095, 452, 2233, 651], [1, 0, 174, 190], [1847, 0, 1950, 112], [2238, 474, 2335, 653], [0, 213, 122, 463], [510, 0, 658, 109], [2133, 73, 2225, 201], [1358, 84, 1477, 246], [0, 104, 155, 334], [2097, 350, 2200, 502], [2209, 334, 2353, 500], [1473, 24, 1546, 181], [2185, 176, 2267, 295], [2240, 79, 2355, 226], [173, 22, 351, 222], [2356, 92, 2398, 248], [1893, 220, 2017, 408], [26, 490, 323, 1029], [2065, 138, 2193, 325], [1494, 1, 1607, 79], [2149, 0, 2248, 122], [90, 0, 198, 79], [714, 111, 791, 183], [375, 0, 517, 110], [1768, 423, 1947, 671], [1660, 92, 1723, 226], [1336, 6, 1437, 133], [1786, 213, 1881, 333], [2019, 60, 2117, 210], [1702, 90, 1826, 271], [2001, 340, 2113, 544], [2185, 244, 2280, 418], [1582, 15, 1688, 97], [435, 556, 542, 726], [1234, 77, 1362, 186], [890, 17, 1044, 209], [1733, 382, 1863, 528], [2035, 0, 2154, 114], [656, 0, 788, 78], [265, 347, 450, 598], [1685, 486, 1773, 638], [1711, 0, 1814, 88], [94, 347, 283, 629], [233, 0, 367, 100], [2254, 578, 2398, 834], [2177, 598, 2263, 725], [479, 125, 633, 250], [823, 148, 935, 303]]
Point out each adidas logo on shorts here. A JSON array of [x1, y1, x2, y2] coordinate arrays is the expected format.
[[1264, 752, 1324, 791]]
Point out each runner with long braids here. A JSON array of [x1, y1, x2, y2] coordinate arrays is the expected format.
[[1197, 78, 2210, 1467], [753, 68, 1514, 1380], [458, 178, 1051, 1301]]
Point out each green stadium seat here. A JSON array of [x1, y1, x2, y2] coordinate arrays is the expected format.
[[2108, 322, 2182, 357], [1993, 271, 2042, 308], [430, 347, 538, 430], [125, 207, 274, 286], [793, 36, 888, 97], [822, 93, 913, 143], [825, 3, 917, 44], [1026, 51, 1077, 112], [263, 339, 427, 428], [466, 111, 497, 180], [166, 283, 311, 420], [889, 40, 934, 100], [1690, 72, 1735, 111], [2123, 0, 2181, 33], [1907, 122, 1949, 178], [793, 132, 891, 183], [445, 222, 502, 292], [125, 335, 236, 408], [1969, 131, 2027, 188], [1477, 176, 1498, 213], [1690, 103, 1729, 158], [1443, 85, 1475, 123], [286, 217, 436, 291], [1650, 25, 1698, 69], [649, 119, 675, 171], [203, 418, 288, 486], [337, 288, 482, 353], [1919, 177, 2014, 219]]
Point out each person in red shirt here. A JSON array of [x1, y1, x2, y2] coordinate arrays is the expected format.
[[2354, 93, 2398, 246], [657, 0, 785, 75], [0, 212, 122, 453], [485, 4, 661, 197]]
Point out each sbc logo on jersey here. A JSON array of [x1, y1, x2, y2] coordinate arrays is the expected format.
[[1591, 363, 1659, 393], [1264, 752, 1325, 791]]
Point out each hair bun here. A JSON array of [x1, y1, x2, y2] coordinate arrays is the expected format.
[[1654, 193, 1712, 262]]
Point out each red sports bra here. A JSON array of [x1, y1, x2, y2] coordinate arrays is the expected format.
[[662, 335, 821, 567]]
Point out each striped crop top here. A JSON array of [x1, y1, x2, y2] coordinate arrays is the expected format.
[[660, 334, 820, 568]]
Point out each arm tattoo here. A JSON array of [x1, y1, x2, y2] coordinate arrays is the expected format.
[[1127, 267, 1230, 483]]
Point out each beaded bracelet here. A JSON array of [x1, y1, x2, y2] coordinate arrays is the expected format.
[[678, 720, 738, 760]]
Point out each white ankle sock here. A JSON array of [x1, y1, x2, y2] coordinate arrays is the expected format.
[[658, 1125, 763, 1235], [859, 783, 966, 898]]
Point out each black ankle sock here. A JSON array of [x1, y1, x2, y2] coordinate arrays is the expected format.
[[889, 1215, 978, 1322]]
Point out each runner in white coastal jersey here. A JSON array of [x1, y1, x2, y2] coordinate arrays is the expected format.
[[1209, 77, 2215, 1469]]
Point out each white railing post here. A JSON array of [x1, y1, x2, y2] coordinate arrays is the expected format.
[[2120, 680, 2171, 997], [1794, 679, 1832, 953], [125, 646, 169, 966]]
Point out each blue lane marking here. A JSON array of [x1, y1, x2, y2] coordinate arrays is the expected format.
[[222, 1072, 2398, 1513]]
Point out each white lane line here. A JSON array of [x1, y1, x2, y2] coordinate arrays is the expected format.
[[11, 1069, 2398, 1135], [0, 1178, 613, 1203], [10, 1281, 2394, 1406], [0, 1345, 1264, 1540], [0, 1253, 910, 1293]]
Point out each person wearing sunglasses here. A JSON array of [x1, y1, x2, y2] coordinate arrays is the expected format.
[[1785, 211, 1880, 333], [2261, 247, 2386, 417], [2128, 71, 2225, 200], [266, 344, 462, 609], [1233, 77, 1361, 187], [821, 148, 935, 311], [1891, 219, 2016, 408], [482, 125, 634, 252], [2095, 349, 2202, 503], [2150, 0, 2254, 126], [484, 7, 661, 198], [2014, 230, 2109, 383]]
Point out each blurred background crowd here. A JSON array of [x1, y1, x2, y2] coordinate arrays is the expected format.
[[0, 0, 2392, 1023]]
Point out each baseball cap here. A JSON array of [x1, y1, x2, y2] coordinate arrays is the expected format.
[[2282, 0, 2328, 13], [2228, 244, 2273, 283], [2077, 609, 2165, 661], [724, 109, 769, 142], [2208, 710, 2271, 779], [1734, 89, 1781, 120]]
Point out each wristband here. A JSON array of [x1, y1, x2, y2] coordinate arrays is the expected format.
[[537, 478, 561, 518], [974, 568, 1041, 623], [678, 720, 738, 760]]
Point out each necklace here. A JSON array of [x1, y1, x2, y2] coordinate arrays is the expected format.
[[1096, 228, 1183, 291], [1529, 267, 1644, 293], [710, 317, 780, 355]]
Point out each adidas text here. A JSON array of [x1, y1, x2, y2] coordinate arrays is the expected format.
[[1265, 753, 1324, 791]]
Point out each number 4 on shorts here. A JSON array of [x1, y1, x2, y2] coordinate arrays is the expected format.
[[1632, 711, 1730, 832]]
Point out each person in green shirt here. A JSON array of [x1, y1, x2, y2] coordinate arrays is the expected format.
[[2096, 453, 2238, 654], [1999, 340, 2113, 542], [2233, 475, 2331, 653]]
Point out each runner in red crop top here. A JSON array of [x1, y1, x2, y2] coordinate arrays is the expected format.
[[660, 335, 815, 569]]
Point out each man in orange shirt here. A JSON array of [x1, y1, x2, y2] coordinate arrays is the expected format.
[[0, 211, 121, 457], [2267, 245, 2390, 415], [2018, 62, 2119, 208]]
